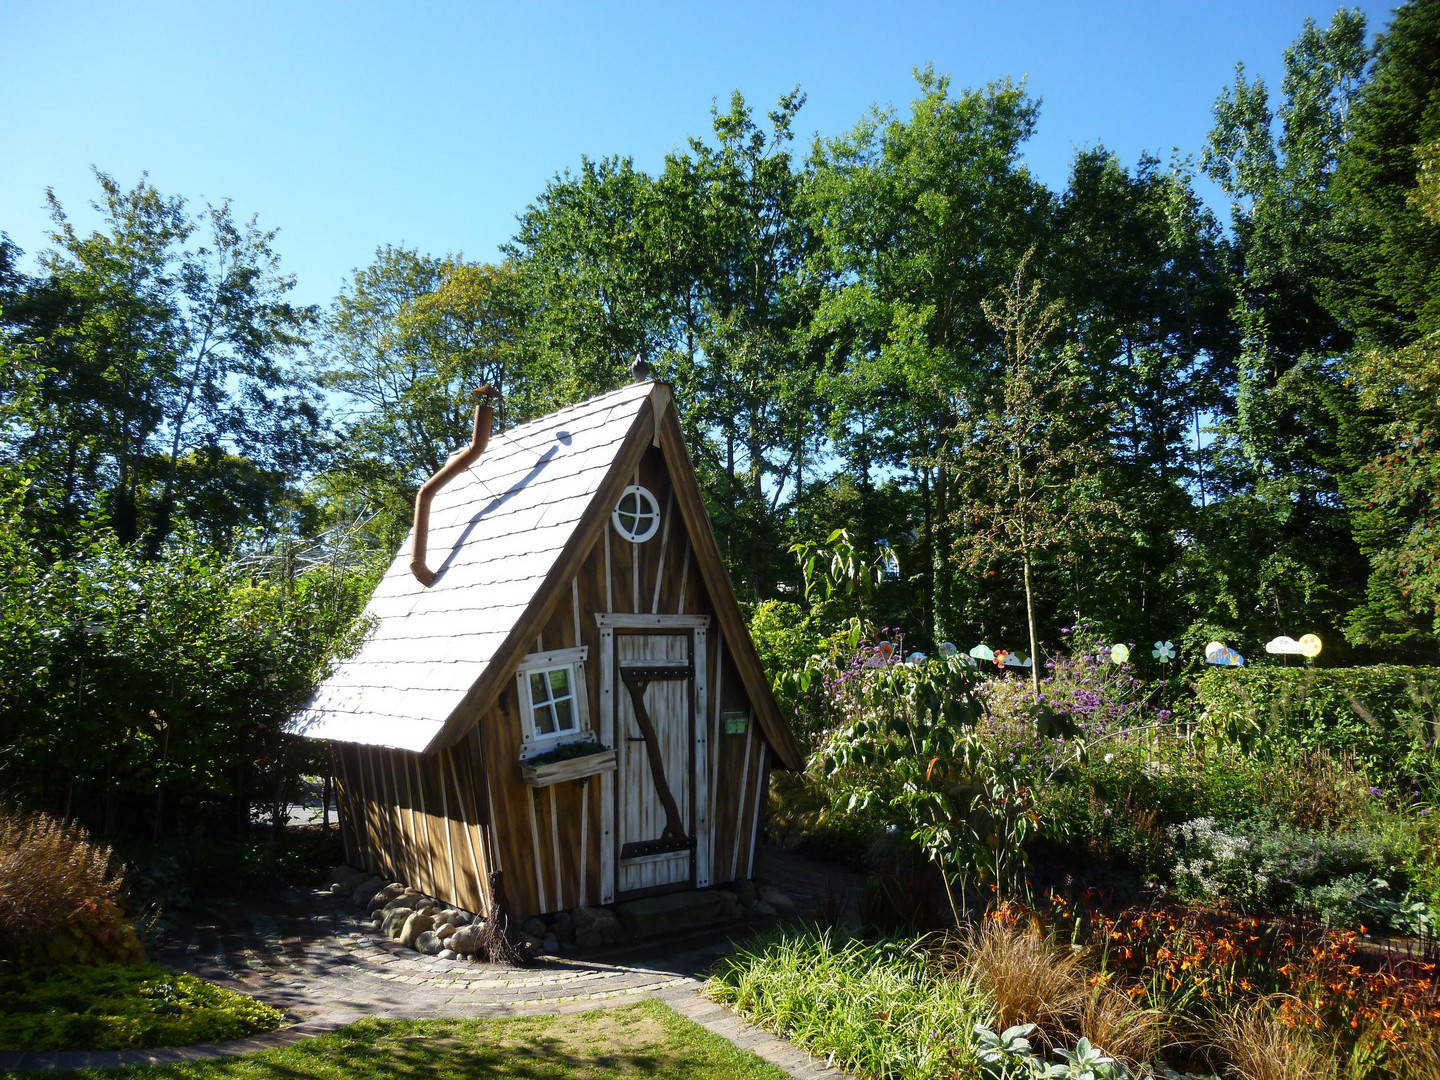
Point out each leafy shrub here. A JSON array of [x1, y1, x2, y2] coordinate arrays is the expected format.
[[1196, 665, 1440, 796], [0, 963, 283, 1050], [0, 519, 377, 842], [1166, 816, 1428, 931], [0, 807, 143, 969]]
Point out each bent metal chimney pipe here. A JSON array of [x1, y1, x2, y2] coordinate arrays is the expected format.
[[410, 385, 502, 586]]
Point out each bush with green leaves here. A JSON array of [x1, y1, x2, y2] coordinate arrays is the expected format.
[[0, 963, 283, 1050], [1166, 816, 1433, 932], [1196, 665, 1440, 796], [0, 508, 377, 842]]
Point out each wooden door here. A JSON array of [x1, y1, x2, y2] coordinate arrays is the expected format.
[[615, 632, 694, 895]]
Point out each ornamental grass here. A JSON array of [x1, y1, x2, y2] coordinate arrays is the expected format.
[[0, 806, 144, 969]]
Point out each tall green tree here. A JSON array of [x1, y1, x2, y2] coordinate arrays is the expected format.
[[809, 67, 1051, 642], [0, 171, 318, 553], [945, 255, 1125, 692], [1327, 0, 1440, 650], [1197, 10, 1374, 653], [313, 249, 550, 540]]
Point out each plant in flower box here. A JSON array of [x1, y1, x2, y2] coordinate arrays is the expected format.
[[519, 736, 616, 787]]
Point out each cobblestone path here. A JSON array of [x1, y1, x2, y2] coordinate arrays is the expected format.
[[0, 848, 861, 1079]]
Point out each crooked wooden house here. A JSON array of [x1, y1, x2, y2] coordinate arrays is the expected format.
[[288, 374, 802, 919]]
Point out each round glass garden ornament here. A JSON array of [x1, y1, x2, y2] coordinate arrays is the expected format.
[[1110, 643, 1130, 664], [938, 641, 957, 658], [1298, 633, 1322, 658], [906, 651, 927, 665], [1152, 640, 1176, 662], [875, 641, 896, 663]]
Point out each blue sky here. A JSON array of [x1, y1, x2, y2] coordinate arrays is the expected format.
[[2, 1, 1395, 312]]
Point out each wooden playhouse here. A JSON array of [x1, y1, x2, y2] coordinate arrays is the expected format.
[[288, 373, 802, 919]]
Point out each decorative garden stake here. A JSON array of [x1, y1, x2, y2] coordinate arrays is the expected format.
[[1152, 640, 1176, 662], [970, 643, 995, 662], [938, 641, 958, 658], [1110, 643, 1130, 664], [1265, 635, 1305, 655], [1299, 633, 1322, 658]]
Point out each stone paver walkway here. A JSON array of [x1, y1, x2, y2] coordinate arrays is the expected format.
[[0, 847, 861, 1079]]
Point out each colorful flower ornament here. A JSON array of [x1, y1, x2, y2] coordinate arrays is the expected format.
[[1152, 640, 1176, 662], [992, 649, 1010, 669], [1110, 643, 1130, 664], [1205, 644, 1245, 667]]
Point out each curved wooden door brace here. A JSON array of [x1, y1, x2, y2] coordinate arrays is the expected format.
[[619, 665, 691, 846]]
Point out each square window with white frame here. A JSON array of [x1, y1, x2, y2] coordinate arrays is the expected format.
[[515, 647, 590, 755]]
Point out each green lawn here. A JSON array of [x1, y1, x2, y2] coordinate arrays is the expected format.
[[1, 1001, 791, 1080]]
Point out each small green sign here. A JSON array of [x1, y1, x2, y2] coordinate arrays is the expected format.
[[723, 710, 749, 735]]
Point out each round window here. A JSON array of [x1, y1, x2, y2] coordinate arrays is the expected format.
[[612, 485, 661, 543]]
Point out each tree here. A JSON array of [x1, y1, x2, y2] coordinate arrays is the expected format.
[[314, 250, 551, 538], [809, 67, 1052, 642], [1197, 10, 1375, 655], [0, 171, 318, 553], [1327, 0, 1440, 650], [945, 255, 1125, 694]]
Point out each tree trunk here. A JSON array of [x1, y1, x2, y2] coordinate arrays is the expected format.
[[1023, 551, 1040, 697]]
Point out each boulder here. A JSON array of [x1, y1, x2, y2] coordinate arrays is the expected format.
[[415, 930, 443, 955], [758, 885, 795, 912], [572, 906, 621, 937], [753, 900, 776, 916], [735, 879, 758, 907], [449, 923, 481, 955], [438, 909, 469, 927], [352, 876, 385, 908], [384, 890, 423, 912], [367, 883, 406, 914], [333, 871, 371, 895], [714, 890, 740, 919], [400, 911, 435, 948], [380, 907, 413, 937], [330, 863, 361, 883], [575, 930, 604, 949], [541, 932, 559, 954], [434, 921, 457, 942], [437, 949, 458, 961], [521, 917, 547, 938]]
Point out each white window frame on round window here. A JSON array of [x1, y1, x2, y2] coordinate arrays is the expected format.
[[515, 646, 591, 757], [611, 484, 661, 543]]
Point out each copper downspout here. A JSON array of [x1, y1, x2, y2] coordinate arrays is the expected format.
[[410, 385, 501, 586]]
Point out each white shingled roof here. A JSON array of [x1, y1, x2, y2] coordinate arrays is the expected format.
[[287, 380, 656, 753]]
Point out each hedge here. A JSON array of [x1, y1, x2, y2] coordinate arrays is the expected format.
[[1195, 665, 1439, 792]]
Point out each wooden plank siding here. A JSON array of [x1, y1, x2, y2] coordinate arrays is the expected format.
[[331, 738, 494, 915], [331, 425, 777, 917]]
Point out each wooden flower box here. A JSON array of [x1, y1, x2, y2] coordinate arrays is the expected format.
[[520, 748, 617, 788]]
